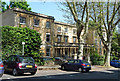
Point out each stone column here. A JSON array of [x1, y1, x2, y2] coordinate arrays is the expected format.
[[56, 48, 57, 57]]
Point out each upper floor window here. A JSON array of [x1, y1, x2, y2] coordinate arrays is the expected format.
[[73, 37, 76, 43], [73, 29, 77, 34], [95, 39, 97, 45], [20, 16, 26, 24], [34, 19, 39, 26], [57, 35, 61, 42], [64, 36, 68, 43], [46, 21, 51, 28], [46, 33, 50, 42], [46, 48, 50, 56], [57, 27, 61, 32], [65, 28, 68, 33]]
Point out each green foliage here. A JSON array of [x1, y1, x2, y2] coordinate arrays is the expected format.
[[90, 52, 105, 65], [110, 56, 119, 61], [8, 0, 31, 11], [0, 0, 31, 12], [0, 1, 7, 12], [1, 26, 42, 60], [111, 31, 120, 57]]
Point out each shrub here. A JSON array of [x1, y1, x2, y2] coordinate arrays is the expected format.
[[90, 53, 105, 65], [110, 56, 119, 61], [1, 26, 42, 62]]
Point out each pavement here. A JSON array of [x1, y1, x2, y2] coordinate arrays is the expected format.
[[37, 65, 119, 71]]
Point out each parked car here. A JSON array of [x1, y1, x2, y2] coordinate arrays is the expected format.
[[61, 59, 91, 72], [0, 59, 4, 77], [54, 57, 66, 65], [3, 55, 37, 76], [110, 60, 120, 68]]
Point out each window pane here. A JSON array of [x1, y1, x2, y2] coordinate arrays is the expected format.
[[57, 36, 61, 42], [46, 48, 50, 56], [73, 37, 76, 43], [68, 60, 74, 63], [46, 21, 51, 28], [65, 36, 68, 43], [73, 29, 76, 34], [46, 34, 50, 42], [58, 27, 61, 32], [20, 17, 26, 24], [65, 28, 68, 33], [34, 19, 39, 26]]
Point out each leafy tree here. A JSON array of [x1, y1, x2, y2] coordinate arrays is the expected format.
[[0, 0, 7, 12], [0, 0, 31, 12], [89, 2, 120, 66], [1, 26, 42, 60], [8, 0, 31, 11]]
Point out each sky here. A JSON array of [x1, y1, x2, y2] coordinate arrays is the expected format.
[[3, 0, 66, 22], [27, 2, 65, 22]]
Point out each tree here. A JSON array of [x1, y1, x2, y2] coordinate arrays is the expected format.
[[89, 2, 120, 66], [1, 26, 42, 60], [0, 1, 7, 12], [8, 0, 31, 11], [0, 0, 31, 12], [60, 0, 89, 59]]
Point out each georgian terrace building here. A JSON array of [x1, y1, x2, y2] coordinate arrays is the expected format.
[[1, 8, 105, 58]]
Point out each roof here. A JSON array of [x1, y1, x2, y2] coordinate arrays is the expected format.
[[55, 21, 76, 27], [8, 8, 55, 20]]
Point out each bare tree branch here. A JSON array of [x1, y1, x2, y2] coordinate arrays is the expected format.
[[114, 18, 120, 27], [81, 2, 87, 21], [92, 2, 97, 22], [83, 1, 89, 38], [110, 3, 120, 23], [66, 0, 78, 22], [107, 1, 109, 25], [89, 15, 96, 22], [72, 0, 78, 17]]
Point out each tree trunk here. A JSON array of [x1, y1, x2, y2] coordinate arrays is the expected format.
[[104, 37, 112, 67], [77, 38, 84, 60], [104, 47, 111, 67]]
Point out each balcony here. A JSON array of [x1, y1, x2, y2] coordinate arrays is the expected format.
[[54, 42, 79, 47]]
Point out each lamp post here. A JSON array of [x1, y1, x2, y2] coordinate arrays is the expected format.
[[22, 42, 25, 55]]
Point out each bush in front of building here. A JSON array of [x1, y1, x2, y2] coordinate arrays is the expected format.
[[34, 57, 55, 66], [1, 26, 42, 62], [90, 53, 105, 65]]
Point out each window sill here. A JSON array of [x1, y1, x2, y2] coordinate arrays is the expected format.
[[46, 27, 51, 29], [34, 25, 39, 27], [20, 23, 26, 25]]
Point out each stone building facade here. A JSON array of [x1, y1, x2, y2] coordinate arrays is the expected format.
[[1, 8, 105, 58]]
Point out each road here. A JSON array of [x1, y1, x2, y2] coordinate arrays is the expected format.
[[0, 68, 119, 81]]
